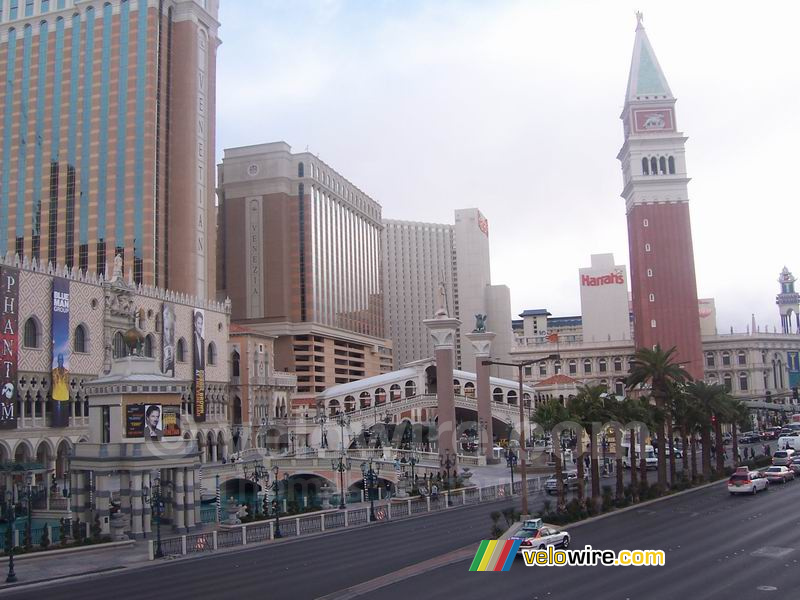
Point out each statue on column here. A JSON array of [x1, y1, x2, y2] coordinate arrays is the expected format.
[[473, 314, 487, 333], [112, 254, 123, 282], [435, 281, 448, 317]]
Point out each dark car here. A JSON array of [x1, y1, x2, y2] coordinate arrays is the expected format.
[[738, 434, 760, 445]]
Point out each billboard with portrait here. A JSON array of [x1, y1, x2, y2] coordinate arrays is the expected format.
[[51, 278, 70, 427], [192, 309, 206, 422], [0, 267, 18, 429], [143, 404, 163, 439], [161, 304, 176, 377]]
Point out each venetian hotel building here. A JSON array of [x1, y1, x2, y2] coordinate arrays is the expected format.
[[217, 142, 393, 399], [0, 0, 218, 298]]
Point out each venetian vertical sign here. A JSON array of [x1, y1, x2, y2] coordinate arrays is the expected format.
[[195, 27, 209, 298], [51, 277, 71, 428], [0, 267, 18, 429], [192, 309, 206, 422]]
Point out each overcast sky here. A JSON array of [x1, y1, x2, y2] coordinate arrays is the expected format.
[[216, 0, 800, 334]]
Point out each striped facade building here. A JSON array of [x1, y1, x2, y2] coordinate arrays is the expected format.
[[0, 0, 218, 298]]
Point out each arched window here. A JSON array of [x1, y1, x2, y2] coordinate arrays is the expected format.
[[453, 379, 461, 396], [298, 162, 304, 177], [144, 334, 154, 358], [583, 359, 592, 374], [344, 395, 355, 412], [23, 317, 40, 349], [73, 324, 87, 353], [763, 371, 769, 390], [613, 357, 623, 372], [207, 342, 216, 366], [176, 338, 187, 362], [464, 382, 475, 398], [615, 380, 625, 396], [598, 358, 607, 373], [328, 399, 340, 416], [492, 387, 504, 403], [507, 390, 518, 405], [667, 156, 675, 174], [523, 393, 531, 407], [404, 380, 416, 398], [650, 157, 658, 174], [723, 374, 732, 392], [737, 350, 746, 366], [232, 350, 240, 377], [659, 156, 666, 174], [389, 384, 401, 401], [553, 361, 561, 374], [359, 391, 371, 409], [738, 372, 748, 391], [113, 331, 126, 358], [722, 352, 731, 366], [705, 352, 715, 367], [375, 388, 386, 405], [568, 360, 577, 375], [641, 157, 649, 175]]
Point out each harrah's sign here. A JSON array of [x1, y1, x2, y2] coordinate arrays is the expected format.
[[581, 270, 625, 287]]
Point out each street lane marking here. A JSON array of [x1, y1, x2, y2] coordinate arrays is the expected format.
[[751, 547, 794, 559]]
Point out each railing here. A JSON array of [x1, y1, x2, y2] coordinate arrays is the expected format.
[[201, 506, 219, 524], [150, 476, 547, 560]]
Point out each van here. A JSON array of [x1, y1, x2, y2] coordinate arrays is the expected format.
[[773, 448, 795, 466], [621, 444, 657, 470], [777, 437, 800, 452]]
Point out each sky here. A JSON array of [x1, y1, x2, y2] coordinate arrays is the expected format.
[[215, 0, 800, 334]]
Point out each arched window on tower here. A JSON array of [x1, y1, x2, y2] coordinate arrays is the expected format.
[[298, 162, 304, 177], [641, 157, 649, 175], [650, 157, 658, 174], [668, 156, 675, 174], [659, 156, 667, 174]]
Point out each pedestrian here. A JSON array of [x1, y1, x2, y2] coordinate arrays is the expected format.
[[750, 447, 755, 460]]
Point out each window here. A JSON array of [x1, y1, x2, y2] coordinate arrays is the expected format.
[[738, 373, 748, 391], [722, 352, 731, 366], [404, 380, 416, 398], [649, 293, 655, 302], [645, 243, 651, 252], [298, 162, 304, 177], [232, 351, 240, 377], [41, 0, 50, 12], [583, 359, 592, 374], [452, 380, 461, 396], [599, 358, 607, 373], [507, 390, 518, 405], [539, 364, 546, 376], [23, 317, 40, 348], [613, 357, 622, 372], [464, 382, 475, 398], [24, 0, 33, 17], [615, 380, 625, 396], [705, 353, 715, 368], [659, 156, 667, 174], [568, 360, 577, 375], [650, 157, 657, 174], [643, 218, 649, 227], [177, 338, 187, 362], [737, 351, 746, 366], [668, 156, 675, 174], [207, 342, 216, 365], [144, 335, 154, 358], [723, 374, 732, 392], [493, 387, 504, 403], [10, 0, 18, 20], [524, 366, 532, 377], [375, 387, 386, 404], [647, 268, 653, 277], [74, 324, 87, 353], [641, 157, 649, 175], [650, 319, 657, 328]]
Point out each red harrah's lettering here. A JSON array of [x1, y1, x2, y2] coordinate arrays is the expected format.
[[581, 272, 624, 287]]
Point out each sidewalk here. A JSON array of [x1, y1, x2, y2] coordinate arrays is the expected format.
[[0, 542, 151, 590]]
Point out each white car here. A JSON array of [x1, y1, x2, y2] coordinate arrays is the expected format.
[[727, 467, 769, 495], [512, 526, 571, 553], [763, 466, 796, 484]]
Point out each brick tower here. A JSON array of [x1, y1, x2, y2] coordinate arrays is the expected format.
[[617, 13, 703, 379]]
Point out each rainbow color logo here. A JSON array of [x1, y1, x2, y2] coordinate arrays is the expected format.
[[469, 540, 522, 572]]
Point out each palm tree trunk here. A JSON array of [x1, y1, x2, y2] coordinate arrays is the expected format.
[[615, 427, 624, 500], [590, 428, 600, 509], [714, 418, 724, 474], [555, 449, 565, 512], [576, 455, 586, 507], [681, 428, 689, 476], [639, 428, 647, 488], [690, 434, 698, 481], [655, 396, 667, 489], [667, 419, 676, 487], [629, 428, 638, 501], [701, 428, 712, 479], [731, 423, 739, 468]]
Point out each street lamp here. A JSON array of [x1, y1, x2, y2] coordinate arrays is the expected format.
[[506, 445, 517, 494], [482, 353, 559, 516], [331, 453, 352, 510], [407, 450, 419, 495], [440, 449, 455, 506], [242, 463, 269, 517], [4, 490, 16, 583], [142, 471, 164, 559], [289, 432, 295, 455], [360, 459, 381, 522], [270, 465, 283, 538], [336, 413, 351, 452]]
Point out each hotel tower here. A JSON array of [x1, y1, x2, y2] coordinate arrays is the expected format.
[[0, 0, 219, 298]]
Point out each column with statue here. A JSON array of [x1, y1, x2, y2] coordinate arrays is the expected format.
[[466, 314, 497, 465]]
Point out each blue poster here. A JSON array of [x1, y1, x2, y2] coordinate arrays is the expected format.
[[51, 278, 70, 428]]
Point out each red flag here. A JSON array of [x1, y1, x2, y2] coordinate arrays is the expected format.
[[547, 332, 559, 343]]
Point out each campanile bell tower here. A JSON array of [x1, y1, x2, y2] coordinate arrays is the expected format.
[[617, 13, 703, 379]]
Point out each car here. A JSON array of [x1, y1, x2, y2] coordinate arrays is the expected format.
[[788, 457, 800, 475], [738, 434, 760, 445], [772, 449, 795, 466], [727, 467, 769, 495], [763, 466, 795, 484], [544, 470, 589, 494], [761, 429, 779, 440], [511, 526, 571, 553]]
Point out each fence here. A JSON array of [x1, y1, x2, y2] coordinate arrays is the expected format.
[[151, 476, 546, 560]]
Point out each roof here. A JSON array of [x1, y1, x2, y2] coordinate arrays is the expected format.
[[519, 309, 551, 317], [625, 15, 674, 103], [316, 367, 420, 400], [535, 374, 580, 387]]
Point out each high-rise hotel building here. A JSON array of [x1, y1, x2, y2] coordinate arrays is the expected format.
[[217, 142, 393, 398], [0, 0, 218, 298]]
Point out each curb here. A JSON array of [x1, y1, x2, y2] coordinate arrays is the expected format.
[[0, 539, 137, 564]]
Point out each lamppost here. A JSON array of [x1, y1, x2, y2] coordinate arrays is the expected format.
[[289, 432, 295, 455], [360, 459, 381, 522], [331, 453, 352, 509], [482, 353, 559, 516], [4, 490, 16, 583], [22, 472, 32, 550], [507, 445, 517, 494], [336, 413, 351, 452], [314, 413, 328, 450], [440, 449, 455, 506], [407, 450, 419, 495], [242, 463, 268, 517], [142, 471, 164, 559], [270, 465, 288, 537]]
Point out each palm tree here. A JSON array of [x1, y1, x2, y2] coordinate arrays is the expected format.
[[618, 397, 642, 496], [670, 384, 693, 480], [626, 345, 691, 489], [534, 398, 569, 512], [568, 384, 609, 512], [685, 380, 726, 480], [606, 400, 627, 500], [729, 399, 750, 467]]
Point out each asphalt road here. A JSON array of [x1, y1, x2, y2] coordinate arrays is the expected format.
[[378, 477, 800, 600]]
